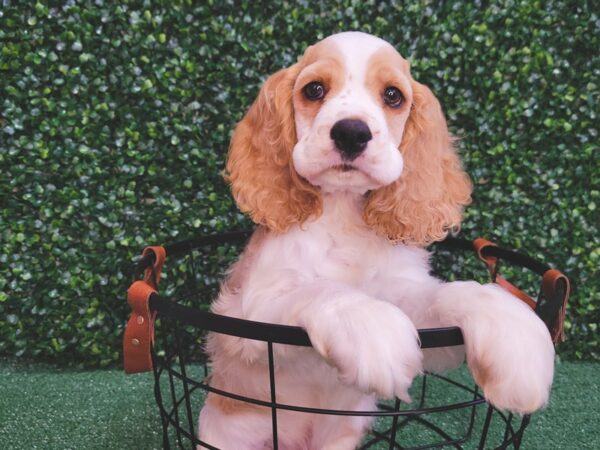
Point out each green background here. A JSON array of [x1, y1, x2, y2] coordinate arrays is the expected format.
[[1, 0, 598, 367]]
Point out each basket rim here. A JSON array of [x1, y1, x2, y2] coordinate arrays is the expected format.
[[149, 293, 465, 348], [134, 230, 551, 277]]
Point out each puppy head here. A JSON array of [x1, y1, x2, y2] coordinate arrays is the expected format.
[[226, 32, 472, 246]]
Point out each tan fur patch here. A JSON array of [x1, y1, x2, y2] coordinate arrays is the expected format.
[[364, 47, 413, 144], [205, 392, 267, 416], [469, 354, 496, 389], [293, 39, 346, 123]]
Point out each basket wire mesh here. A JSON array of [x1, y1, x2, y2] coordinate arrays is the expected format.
[[129, 231, 568, 450]]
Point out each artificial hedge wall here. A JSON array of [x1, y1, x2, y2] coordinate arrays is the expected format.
[[1, 1, 598, 366]]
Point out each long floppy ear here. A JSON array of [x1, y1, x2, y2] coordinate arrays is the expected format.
[[225, 66, 322, 232], [363, 81, 472, 246]]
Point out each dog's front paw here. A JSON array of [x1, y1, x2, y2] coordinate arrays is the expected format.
[[305, 295, 422, 402], [435, 282, 555, 414]]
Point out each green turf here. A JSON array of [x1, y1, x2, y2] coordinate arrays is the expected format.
[[0, 360, 598, 449]]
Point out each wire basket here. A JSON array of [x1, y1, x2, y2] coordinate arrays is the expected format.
[[124, 231, 569, 450]]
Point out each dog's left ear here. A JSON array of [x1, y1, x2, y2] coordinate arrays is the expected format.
[[363, 81, 472, 246], [226, 65, 322, 232]]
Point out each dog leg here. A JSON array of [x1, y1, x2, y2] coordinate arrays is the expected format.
[[289, 282, 423, 402], [429, 281, 555, 414]]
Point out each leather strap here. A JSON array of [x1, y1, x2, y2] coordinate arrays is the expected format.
[[124, 281, 156, 374], [473, 238, 537, 309], [142, 246, 166, 290], [540, 269, 571, 344], [123, 245, 166, 374]]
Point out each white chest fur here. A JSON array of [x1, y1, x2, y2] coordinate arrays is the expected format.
[[238, 193, 432, 312]]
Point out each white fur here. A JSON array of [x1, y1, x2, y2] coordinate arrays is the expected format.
[[198, 32, 555, 450]]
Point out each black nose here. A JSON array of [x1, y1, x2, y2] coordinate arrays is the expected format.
[[330, 119, 372, 160]]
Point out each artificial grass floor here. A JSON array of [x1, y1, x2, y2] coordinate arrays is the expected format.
[[0, 359, 598, 449]]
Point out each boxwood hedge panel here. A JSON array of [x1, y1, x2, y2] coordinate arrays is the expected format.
[[1, 1, 598, 366]]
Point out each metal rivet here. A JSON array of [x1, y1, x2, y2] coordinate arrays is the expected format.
[[131, 338, 140, 347], [137, 316, 144, 325]]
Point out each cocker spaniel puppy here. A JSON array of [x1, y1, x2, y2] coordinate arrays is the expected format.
[[198, 32, 554, 449]]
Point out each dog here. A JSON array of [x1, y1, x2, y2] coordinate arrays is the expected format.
[[197, 32, 555, 450]]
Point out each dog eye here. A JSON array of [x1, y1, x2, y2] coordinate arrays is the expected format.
[[383, 87, 404, 108], [303, 81, 325, 101]]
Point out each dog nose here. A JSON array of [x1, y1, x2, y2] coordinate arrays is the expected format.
[[330, 119, 372, 160]]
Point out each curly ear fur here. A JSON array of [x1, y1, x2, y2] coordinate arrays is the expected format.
[[363, 81, 472, 246], [225, 66, 322, 232]]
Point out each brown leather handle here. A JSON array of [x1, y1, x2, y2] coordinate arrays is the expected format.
[[142, 245, 166, 290], [474, 238, 570, 344], [123, 245, 166, 374], [473, 238, 537, 309], [123, 281, 157, 374], [541, 269, 571, 344]]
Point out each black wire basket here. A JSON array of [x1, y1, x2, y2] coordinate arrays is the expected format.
[[125, 231, 569, 450]]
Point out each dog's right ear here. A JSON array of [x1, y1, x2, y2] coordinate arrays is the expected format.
[[225, 65, 322, 232]]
